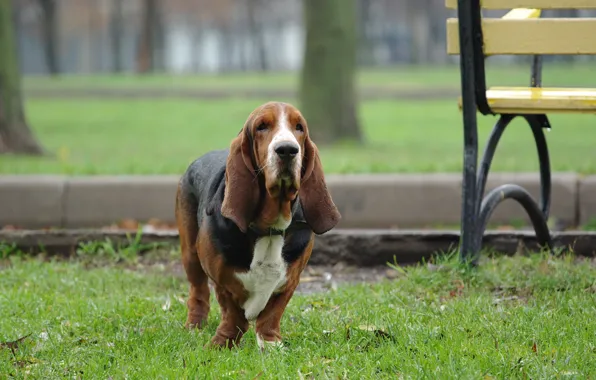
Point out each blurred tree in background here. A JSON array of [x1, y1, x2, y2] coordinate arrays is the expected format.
[[37, 0, 59, 75], [300, 0, 363, 145], [110, 0, 124, 73], [0, 0, 44, 155], [137, 0, 165, 73]]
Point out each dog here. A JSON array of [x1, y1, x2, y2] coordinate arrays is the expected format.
[[175, 101, 341, 349]]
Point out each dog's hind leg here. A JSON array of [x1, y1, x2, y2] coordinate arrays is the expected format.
[[176, 181, 210, 329]]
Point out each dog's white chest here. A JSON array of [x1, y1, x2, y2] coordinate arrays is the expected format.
[[235, 235, 287, 321]]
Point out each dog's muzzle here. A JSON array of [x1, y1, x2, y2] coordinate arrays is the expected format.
[[274, 142, 299, 167]]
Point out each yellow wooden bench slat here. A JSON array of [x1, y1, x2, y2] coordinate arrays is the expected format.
[[457, 87, 596, 114], [447, 18, 596, 55], [446, 0, 596, 9]]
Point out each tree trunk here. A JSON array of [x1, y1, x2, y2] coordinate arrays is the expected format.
[[191, 23, 202, 73], [218, 22, 234, 72], [136, 0, 160, 73], [406, 0, 431, 64], [357, 0, 374, 66], [38, 0, 59, 75], [152, 0, 165, 71], [246, 0, 268, 71], [0, 0, 44, 155], [110, 0, 124, 73], [299, 0, 363, 144]]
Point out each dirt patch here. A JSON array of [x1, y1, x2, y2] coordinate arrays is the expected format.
[[113, 251, 400, 295], [295, 264, 400, 294]]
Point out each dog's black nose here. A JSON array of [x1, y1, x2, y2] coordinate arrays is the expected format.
[[275, 143, 299, 160]]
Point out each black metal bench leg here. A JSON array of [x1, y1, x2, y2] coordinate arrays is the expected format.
[[466, 113, 554, 265], [457, 4, 480, 263], [456, 0, 487, 264], [460, 121, 479, 263]]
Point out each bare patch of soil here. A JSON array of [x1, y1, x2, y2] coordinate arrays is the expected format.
[[126, 250, 400, 295]]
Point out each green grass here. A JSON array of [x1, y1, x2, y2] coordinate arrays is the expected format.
[[1, 98, 595, 175], [22, 62, 596, 91], [1, 251, 595, 378]]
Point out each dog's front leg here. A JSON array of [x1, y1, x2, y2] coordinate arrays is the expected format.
[[254, 289, 295, 349], [208, 285, 249, 349]]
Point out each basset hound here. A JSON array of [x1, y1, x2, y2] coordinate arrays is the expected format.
[[175, 101, 341, 349]]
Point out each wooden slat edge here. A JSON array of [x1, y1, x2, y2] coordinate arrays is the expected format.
[[446, 0, 596, 9], [502, 8, 541, 19]]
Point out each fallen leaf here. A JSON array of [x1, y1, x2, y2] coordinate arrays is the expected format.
[[0, 334, 31, 355], [252, 371, 264, 379], [532, 342, 537, 353], [385, 269, 401, 279], [13, 357, 42, 368], [147, 218, 163, 227], [118, 219, 139, 230], [75, 337, 88, 345], [448, 280, 465, 298]]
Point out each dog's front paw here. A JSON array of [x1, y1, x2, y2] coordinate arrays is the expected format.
[[206, 334, 239, 350], [185, 313, 208, 329], [256, 333, 285, 351]]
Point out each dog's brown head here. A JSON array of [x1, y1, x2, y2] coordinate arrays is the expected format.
[[220, 101, 340, 235]]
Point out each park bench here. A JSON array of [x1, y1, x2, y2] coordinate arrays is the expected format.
[[445, 0, 596, 263]]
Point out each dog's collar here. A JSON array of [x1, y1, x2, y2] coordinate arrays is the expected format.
[[247, 197, 307, 238]]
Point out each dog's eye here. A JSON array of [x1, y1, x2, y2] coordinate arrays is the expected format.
[[256, 123, 268, 132], [296, 123, 304, 132]]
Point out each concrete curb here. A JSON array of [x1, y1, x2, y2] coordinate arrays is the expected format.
[[24, 87, 459, 101], [2, 229, 595, 266], [0, 173, 594, 229]]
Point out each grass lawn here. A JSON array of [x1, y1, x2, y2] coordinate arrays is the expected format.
[[22, 62, 596, 91], [1, 98, 595, 175], [1, 251, 595, 378]]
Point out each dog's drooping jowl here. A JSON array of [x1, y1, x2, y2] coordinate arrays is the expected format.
[[175, 101, 341, 349]]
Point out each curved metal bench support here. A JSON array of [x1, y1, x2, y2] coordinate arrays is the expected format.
[[463, 113, 554, 264], [476, 184, 553, 262]]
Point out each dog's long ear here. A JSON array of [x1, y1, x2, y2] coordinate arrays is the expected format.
[[299, 136, 341, 235], [221, 127, 260, 232]]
